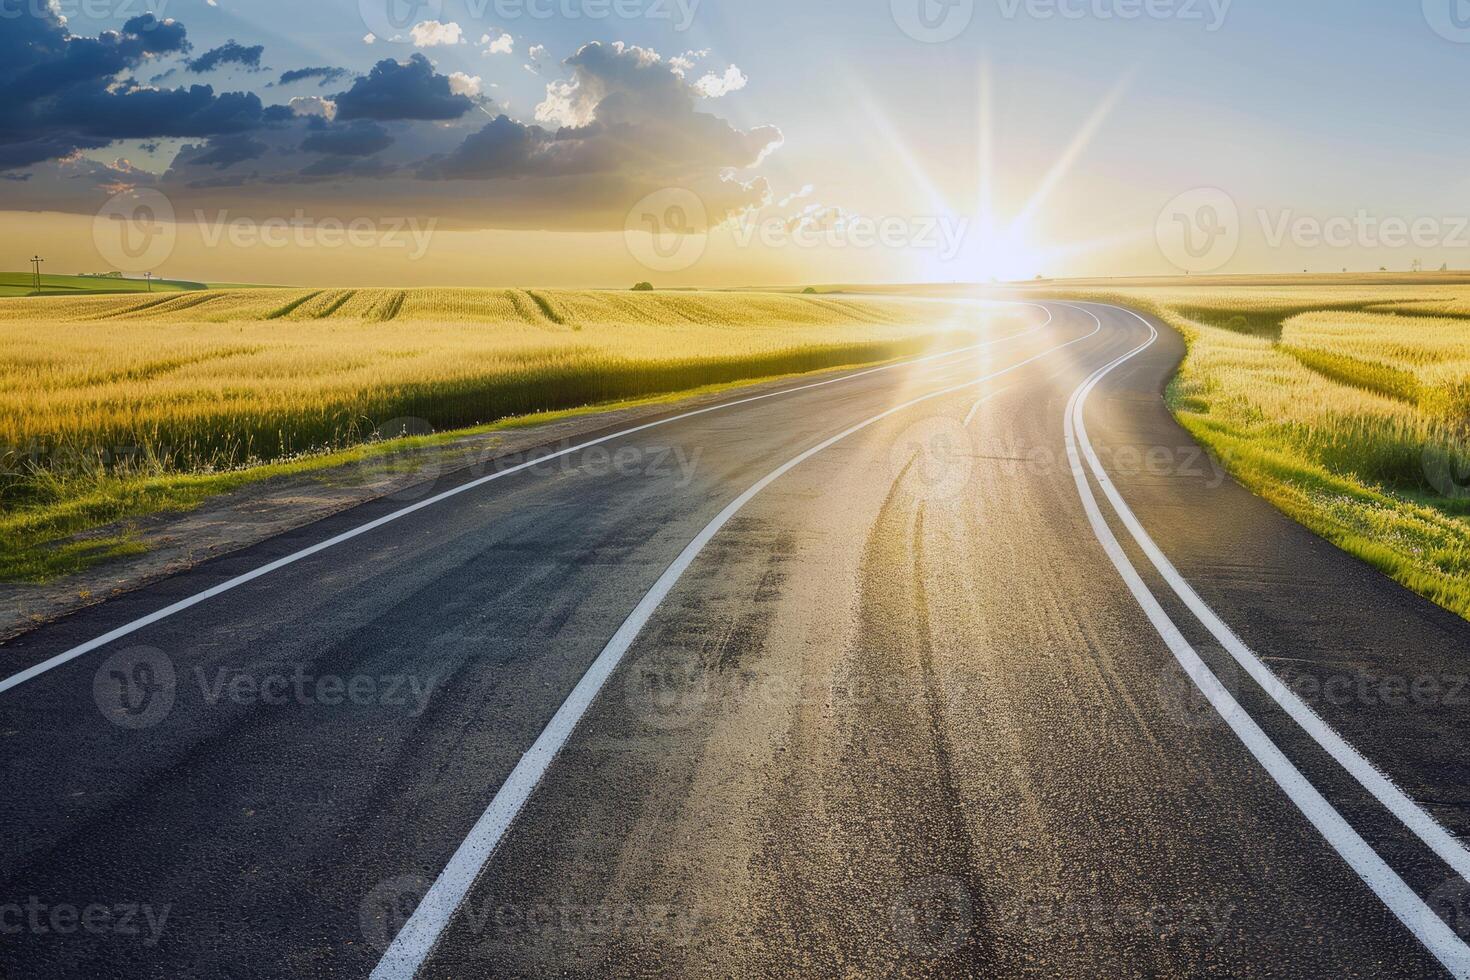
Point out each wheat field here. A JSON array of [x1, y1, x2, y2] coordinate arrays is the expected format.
[[0, 287, 1001, 579], [1031, 282, 1470, 617]]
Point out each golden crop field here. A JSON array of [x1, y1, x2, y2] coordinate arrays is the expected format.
[[1032, 282, 1470, 617], [0, 287, 998, 580]]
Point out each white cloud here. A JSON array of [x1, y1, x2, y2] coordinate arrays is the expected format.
[[363, 32, 376, 44], [528, 44, 547, 62], [693, 65, 747, 98], [480, 31, 513, 55], [669, 49, 709, 77], [448, 72, 484, 98], [410, 20, 464, 48], [777, 183, 814, 207], [289, 96, 337, 121]]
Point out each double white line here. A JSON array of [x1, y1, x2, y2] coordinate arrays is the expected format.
[[1063, 302, 1470, 977]]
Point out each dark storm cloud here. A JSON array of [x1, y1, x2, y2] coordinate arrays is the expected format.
[[279, 67, 350, 87], [187, 41, 265, 74], [190, 133, 269, 168], [300, 120, 394, 157], [332, 55, 474, 122], [0, 8, 270, 170]]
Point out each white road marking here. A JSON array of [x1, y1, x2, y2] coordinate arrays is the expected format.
[[1059, 302, 1470, 977], [0, 307, 1051, 699], [963, 384, 1016, 427], [1081, 303, 1470, 884], [368, 314, 1104, 980]]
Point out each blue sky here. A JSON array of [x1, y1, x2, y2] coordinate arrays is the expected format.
[[7, 0, 1470, 284]]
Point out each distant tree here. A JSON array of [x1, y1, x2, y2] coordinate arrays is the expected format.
[[1380, 266, 1388, 272], [802, 286, 818, 294], [1442, 263, 1450, 272], [631, 281, 654, 291]]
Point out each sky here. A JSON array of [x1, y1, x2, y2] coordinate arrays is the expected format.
[[5, 0, 1470, 286]]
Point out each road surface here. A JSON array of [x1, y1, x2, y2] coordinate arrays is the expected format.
[[3, 301, 1470, 978]]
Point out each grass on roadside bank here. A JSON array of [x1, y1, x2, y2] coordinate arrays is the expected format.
[[1025, 284, 1470, 620], [0, 289, 1003, 582]]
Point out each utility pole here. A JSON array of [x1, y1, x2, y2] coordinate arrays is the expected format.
[[30, 255, 43, 292], [144, 271, 153, 293]]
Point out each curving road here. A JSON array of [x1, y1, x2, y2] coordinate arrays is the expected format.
[[3, 301, 1470, 978]]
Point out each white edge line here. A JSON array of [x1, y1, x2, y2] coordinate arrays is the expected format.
[[0, 304, 1054, 699], [367, 310, 1105, 980], [1059, 302, 1470, 977], [1079, 302, 1470, 883]]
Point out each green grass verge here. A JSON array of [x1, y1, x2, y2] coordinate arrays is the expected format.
[[0, 272, 207, 298], [1041, 288, 1470, 621]]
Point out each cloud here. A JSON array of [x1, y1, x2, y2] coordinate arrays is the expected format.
[[190, 132, 269, 168], [363, 33, 376, 45], [289, 96, 336, 121], [300, 119, 393, 156], [332, 54, 475, 122], [693, 65, 747, 98], [448, 72, 484, 99], [188, 40, 265, 73], [482, 32, 514, 55], [279, 66, 350, 87], [410, 20, 464, 48], [777, 183, 814, 207], [417, 42, 780, 228]]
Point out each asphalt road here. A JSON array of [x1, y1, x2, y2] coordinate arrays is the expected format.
[[4, 301, 1470, 978]]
